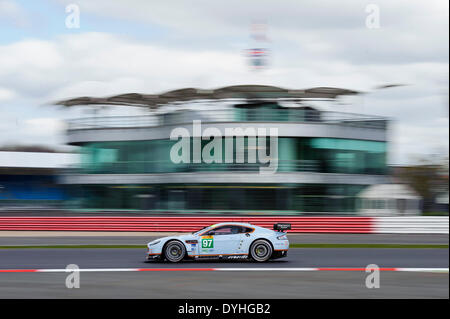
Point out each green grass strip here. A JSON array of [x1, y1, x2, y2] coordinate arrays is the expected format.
[[0, 244, 447, 249]]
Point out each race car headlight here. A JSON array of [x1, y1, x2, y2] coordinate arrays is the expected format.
[[148, 240, 161, 246], [277, 234, 288, 240]]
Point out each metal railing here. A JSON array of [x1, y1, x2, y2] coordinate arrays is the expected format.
[[66, 159, 387, 175], [68, 109, 388, 131]]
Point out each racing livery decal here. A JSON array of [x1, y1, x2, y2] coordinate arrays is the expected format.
[[201, 235, 214, 249]]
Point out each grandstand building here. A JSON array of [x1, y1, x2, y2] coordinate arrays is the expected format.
[[0, 150, 77, 209], [59, 85, 389, 214]]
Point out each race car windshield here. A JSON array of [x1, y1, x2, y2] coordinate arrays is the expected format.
[[192, 226, 211, 235]]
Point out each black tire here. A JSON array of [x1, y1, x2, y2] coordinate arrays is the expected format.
[[249, 239, 273, 262], [164, 240, 186, 263]]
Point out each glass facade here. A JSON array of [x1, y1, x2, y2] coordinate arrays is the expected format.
[[72, 183, 366, 213], [79, 137, 387, 175], [71, 134, 387, 212], [233, 104, 321, 122], [66, 102, 389, 214]]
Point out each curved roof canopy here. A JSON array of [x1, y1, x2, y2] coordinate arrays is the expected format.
[[54, 85, 361, 108]]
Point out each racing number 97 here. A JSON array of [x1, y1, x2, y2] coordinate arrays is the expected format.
[[201, 238, 214, 248]]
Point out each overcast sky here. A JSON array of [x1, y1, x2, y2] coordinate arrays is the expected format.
[[0, 0, 448, 165]]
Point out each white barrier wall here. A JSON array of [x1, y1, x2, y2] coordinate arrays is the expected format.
[[374, 217, 449, 234]]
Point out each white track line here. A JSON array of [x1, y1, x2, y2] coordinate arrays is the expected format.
[[37, 268, 140, 272], [216, 268, 318, 271], [395, 268, 449, 272]]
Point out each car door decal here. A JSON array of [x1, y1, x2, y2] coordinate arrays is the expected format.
[[201, 236, 214, 249]]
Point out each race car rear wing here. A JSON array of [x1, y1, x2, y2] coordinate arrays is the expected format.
[[273, 223, 291, 232]]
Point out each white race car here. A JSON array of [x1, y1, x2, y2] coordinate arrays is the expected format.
[[146, 222, 290, 262]]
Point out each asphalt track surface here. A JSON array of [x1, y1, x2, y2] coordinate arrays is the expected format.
[[0, 232, 448, 298], [1, 271, 447, 299], [0, 233, 448, 246], [0, 248, 448, 269], [0, 247, 448, 298]]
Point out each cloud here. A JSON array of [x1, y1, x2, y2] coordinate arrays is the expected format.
[[0, 0, 448, 164], [53, 0, 448, 66], [0, 87, 16, 101], [23, 118, 66, 136], [390, 118, 449, 164], [0, 0, 29, 28], [56, 0, 447, 32]]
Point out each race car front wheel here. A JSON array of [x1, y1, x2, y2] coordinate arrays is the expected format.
[[250, 239, 273, 262], [164, 240, 186, 263]]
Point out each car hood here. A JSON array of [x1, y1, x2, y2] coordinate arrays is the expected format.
[[148, 233, 198, 245]]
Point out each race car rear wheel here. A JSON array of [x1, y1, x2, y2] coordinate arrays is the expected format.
[[164, 240, 186, 263], [250, 239, 273, 262]]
